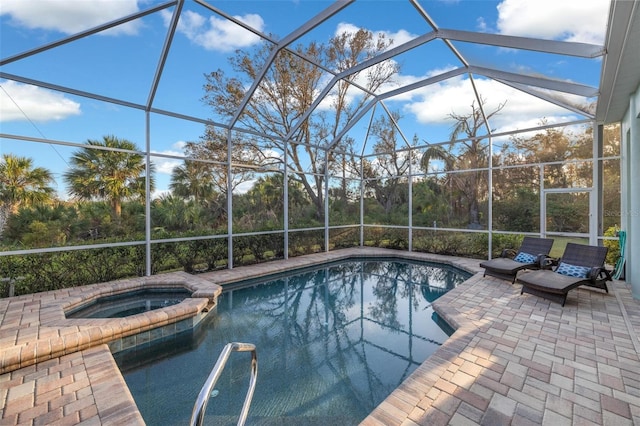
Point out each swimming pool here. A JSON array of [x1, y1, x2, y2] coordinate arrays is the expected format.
[[115, 258, 471, 425]]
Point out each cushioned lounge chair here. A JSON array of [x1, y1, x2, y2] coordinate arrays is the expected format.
[[517, 243, 612, 306], [479, 236, 554, 283]]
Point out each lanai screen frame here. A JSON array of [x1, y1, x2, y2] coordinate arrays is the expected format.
[[0, 0, 619, 281]]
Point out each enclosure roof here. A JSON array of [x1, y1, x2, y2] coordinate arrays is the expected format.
[[0, 0, 633, 165], [597, 0, 640, 123]]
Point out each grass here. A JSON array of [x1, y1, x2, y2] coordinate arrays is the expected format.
[[548, 236, 589, 258]]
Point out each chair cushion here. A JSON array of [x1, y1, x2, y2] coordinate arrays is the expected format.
[[556, 262, 590, 278], [513, 252, 536, 264]]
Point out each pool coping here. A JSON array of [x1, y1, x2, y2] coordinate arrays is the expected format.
[[197, 247, 483, 286]]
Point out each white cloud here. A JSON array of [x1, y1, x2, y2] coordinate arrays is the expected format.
[[152, 189, 172, 200], [149, 153, 183, 200], [0, 80, 81, 122], [151, 141, 187, 175], [163, 10, 264, 52], [496, 0, 610, 44], [382, 66, 460, 103], [311, 23, 423, 113], [152, 157, 183, 176], [335, 22, 417, 50], [476, 17, 488, 32], [234, 179, 254, 194], [0, 0, 141, 35], [404, 76, 586, 133]]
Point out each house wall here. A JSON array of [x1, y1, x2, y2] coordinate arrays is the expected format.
[[622, 86, 640, 298]]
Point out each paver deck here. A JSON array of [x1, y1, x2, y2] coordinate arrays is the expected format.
[[1, 247, 638, 425]]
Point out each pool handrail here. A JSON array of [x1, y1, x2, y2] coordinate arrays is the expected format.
[[189, 342, 258, 426]]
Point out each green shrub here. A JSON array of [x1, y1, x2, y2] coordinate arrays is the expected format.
[[289, 230, 324, 257], [603, 226, 621, 266], [0, 245, 145, 296], [330, 228, 359, 249], [412, 231, 523, 259], [490, 234, 525, 257]]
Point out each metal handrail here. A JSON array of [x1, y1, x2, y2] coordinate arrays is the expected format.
[[189, 342, 258, 426]]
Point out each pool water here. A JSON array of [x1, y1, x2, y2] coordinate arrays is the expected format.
[[65, 288, 191, 319], [115, 259, 470, 425]]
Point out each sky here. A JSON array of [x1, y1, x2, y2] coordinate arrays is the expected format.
[[0, 0, 611, 199]]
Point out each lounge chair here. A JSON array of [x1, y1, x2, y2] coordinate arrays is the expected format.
[[479, 236, 554, 283], [517, 242, 612, 306]]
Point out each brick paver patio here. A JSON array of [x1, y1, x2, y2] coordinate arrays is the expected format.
[[362, 260, 640, 425], [1, 248, 638, 425]]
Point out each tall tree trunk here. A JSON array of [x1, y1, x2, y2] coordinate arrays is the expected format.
[[113, 200, 122, 218], [0, 204, 10, 237]]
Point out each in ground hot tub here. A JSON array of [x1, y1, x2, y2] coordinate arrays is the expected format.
[[65, 287, 192, 319]]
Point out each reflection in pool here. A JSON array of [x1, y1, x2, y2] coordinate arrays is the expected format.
[[116, 259, 471, 425]]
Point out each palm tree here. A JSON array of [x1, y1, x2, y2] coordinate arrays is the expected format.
[[169, 159, 215, 204], [63, 135, 154, 218], [0, 153, 55, 234], [420, 99, 505, 228], [246, 174, 284, 214]]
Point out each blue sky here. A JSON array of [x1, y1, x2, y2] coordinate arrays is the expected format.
[[0, 0, 611, 198]]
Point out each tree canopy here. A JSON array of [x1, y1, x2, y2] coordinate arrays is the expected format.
[[199, 29, 399, 219], [0, 153, 55, 234], [64, 135, 154, 218]]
